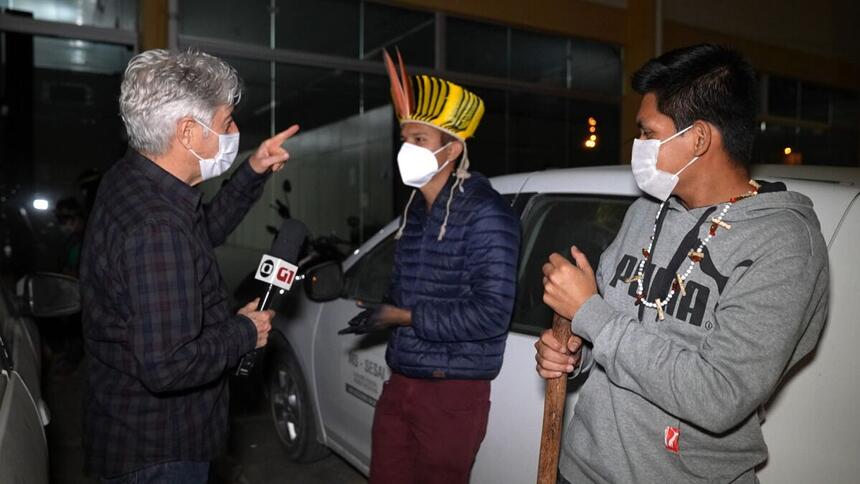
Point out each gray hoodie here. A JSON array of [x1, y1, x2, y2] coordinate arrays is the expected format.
[[560, 183, 829, 483]]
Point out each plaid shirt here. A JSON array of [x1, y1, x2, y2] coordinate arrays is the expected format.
[[80, 149, 267, 477]]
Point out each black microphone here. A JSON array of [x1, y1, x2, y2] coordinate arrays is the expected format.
[[235, 218, 307, 377]]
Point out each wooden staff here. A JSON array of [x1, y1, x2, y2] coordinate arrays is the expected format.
[[536, 312, 572, 484]]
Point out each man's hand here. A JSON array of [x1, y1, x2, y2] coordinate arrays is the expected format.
[[535, 329, 584, 379], [542, 245, 598, 320], [238, 298, 274, 349], [338, 301, 410, 335], [248, 124, 300, 174]]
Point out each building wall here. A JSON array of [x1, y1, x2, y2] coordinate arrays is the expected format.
[[664, 0, 859, 65]]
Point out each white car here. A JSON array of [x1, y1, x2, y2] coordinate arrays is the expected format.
[[0, 272, 78, 484], [264, 165, 860, 483]]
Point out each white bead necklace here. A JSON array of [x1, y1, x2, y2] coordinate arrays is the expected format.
[[627, 180, 760, 321]]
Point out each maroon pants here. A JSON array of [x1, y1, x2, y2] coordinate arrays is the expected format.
[[369, 373, 491, 484]]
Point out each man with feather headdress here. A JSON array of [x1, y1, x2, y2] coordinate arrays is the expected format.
[[338, 50, 521, 483]]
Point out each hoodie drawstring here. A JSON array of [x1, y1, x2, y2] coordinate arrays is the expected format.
[[394, 189, 417, 240]]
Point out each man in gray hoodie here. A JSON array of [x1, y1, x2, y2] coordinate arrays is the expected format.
[[535, 44, 829, 483]]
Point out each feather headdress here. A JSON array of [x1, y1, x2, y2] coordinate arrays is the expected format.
[[385, 49, 486, 241], [383, 49, 484, 141]]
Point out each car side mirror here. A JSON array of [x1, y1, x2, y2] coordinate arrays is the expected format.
[[304, 261, 344, 302], [18, 272, 81, 318]]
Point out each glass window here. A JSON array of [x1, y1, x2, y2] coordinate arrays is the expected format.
[[831, 89, 859, 127], [768, 76, 798, 118], [275, 0, 359, 57], [34, 37, 130, 75], [510, 30, 567, 87], [0, 0, 137, 30], [274, 64, 389, 132], [511, 194, 634, 335], [827, 126, 860, 166], [446, 17, 508, 78], [276, 64, 361, 131], [271, 66, 393, 244], [1, 32, 132, 273], [0, 284, 10, 323], [220, 56, 272, 152], [179, 0, 271, 46], [30, 36, 133, 193], [465, 86, 508, 177], [363, 2, 434, 67], [753, 122, 794, 164], [344, 235, 396, 302], [508, 92, 568, 171], [568, 39, 621, 96], [502, 93, 621, 173], [757, 78, 859, 166], [0, 289, 11, 367], [568, 99, 621, 167], [800, 82, 830, 123]]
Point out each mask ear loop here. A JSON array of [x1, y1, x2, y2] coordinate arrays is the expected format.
[[674, 155, 700, 177], [188, 148, 205, 161], [659, 124, 694, 146], [188, 119, 217, 160], [432, 141, 452, 155], [659, 124, 699, 177]]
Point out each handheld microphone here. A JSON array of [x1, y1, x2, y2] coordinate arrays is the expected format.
[[235, 218, 307, 377]]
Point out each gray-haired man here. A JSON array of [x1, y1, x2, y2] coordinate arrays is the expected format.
[[80, 49, 299, 483]]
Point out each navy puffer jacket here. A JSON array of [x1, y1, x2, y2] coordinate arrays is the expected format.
[[386, 172, 520, 380]]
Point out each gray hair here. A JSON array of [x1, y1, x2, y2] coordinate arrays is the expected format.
[[119, 49, 242, 155]]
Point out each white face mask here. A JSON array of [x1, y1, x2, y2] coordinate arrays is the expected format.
[[189, 119, 240, 181], [396, 142, 452, 188], [631, 125, 699, 201]]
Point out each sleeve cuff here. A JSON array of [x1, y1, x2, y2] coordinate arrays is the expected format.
[[235, 314, 258, 357], [569, 343, 591, 379], [571, 294, 614, 343], [230, 158, 271, 195]]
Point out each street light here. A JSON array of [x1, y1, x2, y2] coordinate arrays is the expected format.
[[32, 199, 50, 211]]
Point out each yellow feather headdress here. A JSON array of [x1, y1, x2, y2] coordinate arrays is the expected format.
[[384, 49, 484, 141], [386, 49, 485, 242]]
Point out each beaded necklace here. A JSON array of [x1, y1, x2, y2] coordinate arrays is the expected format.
[[627, 179, 760, 320]]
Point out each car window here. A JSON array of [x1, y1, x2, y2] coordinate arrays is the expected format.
[[0, 287, 9, 323], [0, 283, 12, 355], [0, 285, 12, 371], [511, 194, 634, 335], [344, 235, 397, 303]]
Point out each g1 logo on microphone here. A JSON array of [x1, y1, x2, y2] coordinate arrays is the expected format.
[[254, 254, 299, 290], [271, 261, 299, 290], [277, 266, 296, 285]]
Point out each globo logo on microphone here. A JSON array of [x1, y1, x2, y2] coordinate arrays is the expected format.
[[259, 258, 275, 277], [255, 255, 298, 290]]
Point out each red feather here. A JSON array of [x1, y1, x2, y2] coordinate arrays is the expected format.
[[396, 47, 413, 115], [383, 50, 407, 119]]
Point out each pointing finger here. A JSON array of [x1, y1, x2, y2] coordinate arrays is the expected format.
[[270, 124, 300, 145]]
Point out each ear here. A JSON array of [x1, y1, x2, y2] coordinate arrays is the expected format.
[[446, 140, 464, 162], [176, 117, 198, 150], [691, 120, 712, 157]]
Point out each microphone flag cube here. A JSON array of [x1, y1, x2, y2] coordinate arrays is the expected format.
[[254, 255, 299, 291]]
